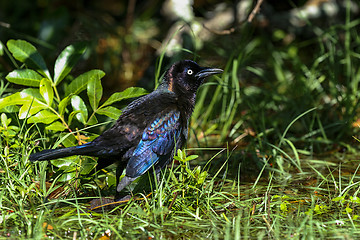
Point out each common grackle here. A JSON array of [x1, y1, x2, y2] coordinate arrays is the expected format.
[[29, 60, 222, 196]]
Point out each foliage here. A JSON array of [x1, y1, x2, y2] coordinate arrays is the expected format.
[[2, 40, 147, 132], [0, 39, 147, 182]]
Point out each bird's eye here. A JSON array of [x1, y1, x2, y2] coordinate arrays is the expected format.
[[187, 69, 193, 75]]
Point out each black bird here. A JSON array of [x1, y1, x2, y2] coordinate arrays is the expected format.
[[29, 60, 222, 195]]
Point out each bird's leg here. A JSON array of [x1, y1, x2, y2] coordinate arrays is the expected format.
[[114, 176, 137, 201], [116, 175, 138, 193], [115, 162, 126, 188], [114, 162, 128, 201]]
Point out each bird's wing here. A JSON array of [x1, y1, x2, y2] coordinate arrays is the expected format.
[[125, 110, 181, 178]]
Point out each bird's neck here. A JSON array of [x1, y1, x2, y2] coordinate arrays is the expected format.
[[157, 82, 196, 118]]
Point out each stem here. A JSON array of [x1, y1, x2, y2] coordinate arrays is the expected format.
[[52, 85, 61, 102], [47, 105, 72, 132], [86, 108, 98, 126]]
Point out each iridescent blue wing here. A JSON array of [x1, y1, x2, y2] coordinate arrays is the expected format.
[[126, 111, 181, 178]]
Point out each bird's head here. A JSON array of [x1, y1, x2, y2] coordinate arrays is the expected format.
[[163, 60, 223, 96]]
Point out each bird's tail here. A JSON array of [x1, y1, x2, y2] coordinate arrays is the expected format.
[[29, 143, 96, 162]]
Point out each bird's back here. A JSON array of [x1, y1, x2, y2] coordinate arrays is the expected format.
[[92, 89, 184, 160]]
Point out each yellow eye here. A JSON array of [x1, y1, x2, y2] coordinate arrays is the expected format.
[[187, 69, 193, 75]]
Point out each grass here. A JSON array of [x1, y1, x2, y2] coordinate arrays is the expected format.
[[2, 140, 360, 239], [1, 108, 360, 239]]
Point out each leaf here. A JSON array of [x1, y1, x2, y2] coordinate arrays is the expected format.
[[102, 87, 147, 107], [39, 78, 54, 106], [57, 171, 77, 182], [27, 110, 59, 124], [332, 196, 345, 202], [185, 155, 199, 162], [0, 41, 4, 56], [65, 70, 105, 96], [197, 171, 207, 185], [0, 92, 31, 110], [6, 69, 43, 87], [177, 149, 184, 160], [51, 157, 78, 168], [53, 42, 87, 85], [21, 88, 43, 100], [45, 121, 67, 132], [0, 105, 19, 113], [68, 111, 79, 126], [71, 95, 88, 124], [59, 132, 77, 148], [80, 158, 97, 175], [87, 115, 98, 125], [1, 113, 8, 128], [96, 106, 122, 119], [87, 75, 102, 111], [7, 39, 51, 80], [280, 202, 288, 212], [345, 207, 353, 213], [19, 101, 47, 119], [58, 96, 71, 116]]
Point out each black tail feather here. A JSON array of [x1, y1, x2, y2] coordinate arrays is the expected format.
[[29, 143, 95, 162]]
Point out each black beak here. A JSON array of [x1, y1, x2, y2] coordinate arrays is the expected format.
[[195, 67, 223, 79]]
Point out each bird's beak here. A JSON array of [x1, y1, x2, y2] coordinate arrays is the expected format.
[[195, 67, 223, 79]]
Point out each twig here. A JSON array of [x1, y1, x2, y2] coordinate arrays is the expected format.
[[248, 0, 264, 23], [125, 0, 136, 30], [163, 191, 179, 221], [0, 22, 10, 28], [202, 24, 235, 35], [263, 191, 275, 239], [262, 215, 271, 230]]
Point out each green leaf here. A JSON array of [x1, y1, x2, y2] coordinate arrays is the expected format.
[[0, 90, 48, 118], [96, 106, 122, 119], [87, 75, 102, 111], [102, 87, 147, 107], [39, 78, 54, 106], [45, 121, 67, 132], [7, 39, 51, 80], [87, 115, 98, 125], [0, 92, 31, 110], [332, 196, 345, 202], [1, 113, 9, 128], [185, 155, 199, 161], [0, 41, 4, 56], [6, 69, 43, 87], [58, 96, 71, 116], [0, 105, 19, 113], [346, 207, 353, 213], [65, 70, 105, 96], [80, 158, 97, 175], [57, 171, 77, 182], [21, 88, 43, 100], [280, 202, 288, 212], [68, 111, 79, 126], [71, 95, 88, 124], [53, 42, 87, 85], [197, 171, 207, 185], [18, 101, 47, 119], [27, 110, 59, 124], [51, 156, 77, 168], [177, 149, 184, 160], [59, 132, 77, 147]]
